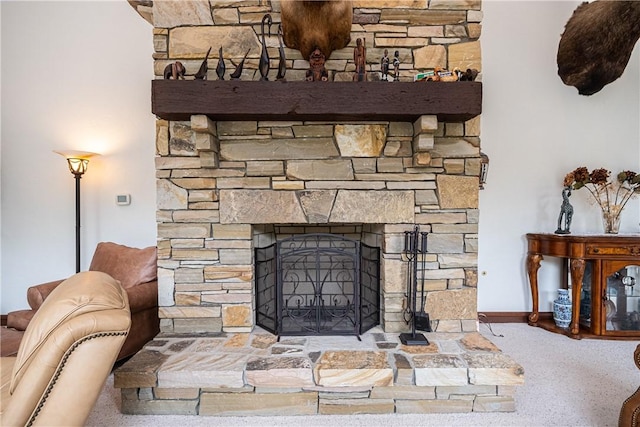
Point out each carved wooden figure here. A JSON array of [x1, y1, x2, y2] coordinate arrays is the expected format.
[[230, 49, 250, 80], [276, 24, 287, 81], [353, 37, 366, 81], [305, 48, 329, 82], [195, 47, 211, 80], [280, 0, 352, 61], [215, 47, 225, 80], [163, 61, 185, 80], [557, 1, 640, 95], [381, 49, 390, 81], [259, 14, 272, 81]]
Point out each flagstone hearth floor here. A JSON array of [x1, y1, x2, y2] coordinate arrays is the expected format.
[[114, 327, 524, 416]]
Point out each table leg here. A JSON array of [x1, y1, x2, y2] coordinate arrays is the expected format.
[[527, 253, 542, 324], [569, 258, 585, 337]]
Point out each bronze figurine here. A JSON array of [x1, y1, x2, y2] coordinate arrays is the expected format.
[[195, 47, 211, 80], [555, 186, 574, 234], [163, 61, 186, 80], [216, 46, 225, 80], [259, 14, 272, 81], [230, 49, 250, 80]]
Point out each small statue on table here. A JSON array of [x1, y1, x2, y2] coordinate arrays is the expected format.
[[353, 37, 366, 82], [555, 186, 574, 234], [380, 49, 390, 81]]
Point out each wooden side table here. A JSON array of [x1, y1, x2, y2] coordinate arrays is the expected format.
[[526, 233, 640, 339]]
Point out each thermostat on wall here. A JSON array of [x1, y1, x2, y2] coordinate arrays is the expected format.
[[116, 194, 131, 206]]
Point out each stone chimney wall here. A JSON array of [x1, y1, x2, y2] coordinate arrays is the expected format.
[[144, 0, 483, 335]]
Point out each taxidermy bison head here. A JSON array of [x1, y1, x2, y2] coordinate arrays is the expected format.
[[557, 1, 640, 96], [280, 0, 353, 60]]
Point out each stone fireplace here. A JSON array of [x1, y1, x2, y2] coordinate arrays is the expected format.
[[146, 0, 484, 336], [115, 0, 523, 417]]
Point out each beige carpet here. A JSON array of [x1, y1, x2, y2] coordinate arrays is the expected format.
[[86, 323, 638, 426]]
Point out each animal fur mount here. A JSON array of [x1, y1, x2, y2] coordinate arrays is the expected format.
[[280, 0, 352, 61], [557, 1, 640, 96]]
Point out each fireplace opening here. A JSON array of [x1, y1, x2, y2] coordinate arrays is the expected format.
[[255, 233, 380, 336]]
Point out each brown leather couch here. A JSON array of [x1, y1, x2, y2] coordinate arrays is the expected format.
[[620, 344, 640, 426], [2, 271, 131, 426], [4, 242, 159, 361]]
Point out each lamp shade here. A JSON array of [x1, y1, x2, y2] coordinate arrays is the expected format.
[[54, 150, 99, 176]]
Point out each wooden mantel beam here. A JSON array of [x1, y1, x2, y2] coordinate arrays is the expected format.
[[151, 80, 482, 123]]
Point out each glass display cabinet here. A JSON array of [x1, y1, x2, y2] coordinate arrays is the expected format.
[[580, 261, 640, 337]]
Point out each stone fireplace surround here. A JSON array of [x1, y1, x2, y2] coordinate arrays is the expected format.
[[156, 111, 481, 335], [115, 0, 524, 416], [144, 0, 486, 337]]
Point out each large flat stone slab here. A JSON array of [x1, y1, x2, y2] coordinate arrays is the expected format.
[[245, 357, 315, 387], [464, 352, 525, 386], [157, 353, 246, 388], [219, 190, 307, 224], [329, 190, 414, 223], [314, 351, 393, 387], [413, 354, 468, 386]]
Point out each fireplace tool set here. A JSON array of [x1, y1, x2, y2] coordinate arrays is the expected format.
[[400, 226, 432, 346]]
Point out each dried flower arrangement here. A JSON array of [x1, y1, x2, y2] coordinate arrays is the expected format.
[[563, 167, 640, 233]]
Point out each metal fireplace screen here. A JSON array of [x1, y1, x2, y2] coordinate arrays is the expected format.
[[255, 233, 380, 336]]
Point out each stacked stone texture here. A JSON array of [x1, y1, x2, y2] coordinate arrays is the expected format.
[[151, 0, 483, 334]]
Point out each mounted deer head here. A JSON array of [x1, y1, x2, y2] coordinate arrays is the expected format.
[[557, 1, 640, 96], [280, 0, 352, 61]]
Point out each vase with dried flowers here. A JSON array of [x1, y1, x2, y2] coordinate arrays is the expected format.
[[563, 167, 640, 234]]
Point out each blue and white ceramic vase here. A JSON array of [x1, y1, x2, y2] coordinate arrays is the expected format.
[[553, 289, 572, 329]]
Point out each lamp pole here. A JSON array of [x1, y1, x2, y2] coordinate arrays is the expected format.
[[74, 171, 82, 273], [55, 150, 97, 273]]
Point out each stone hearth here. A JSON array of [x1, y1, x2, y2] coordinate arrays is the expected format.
[[115, 329, 523, 416]]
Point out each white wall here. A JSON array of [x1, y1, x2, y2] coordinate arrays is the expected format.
[[1, 1, 156, 312], [1, 1, 639, 315], [479, 1, 640, 313]]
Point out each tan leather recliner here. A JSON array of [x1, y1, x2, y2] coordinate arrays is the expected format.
[[5, 242, 159, 361], [620, 344, 640, 426], [1, 271, 131, 427]]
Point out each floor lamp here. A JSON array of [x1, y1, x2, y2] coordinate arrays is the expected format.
[[55, 150, 98, 273]]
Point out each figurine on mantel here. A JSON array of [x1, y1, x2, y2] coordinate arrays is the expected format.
[[195, 47, 211, 80], [276, 24, 287, 81], [259, 14, 273, 81], [305, 48, 328, 81], [163, 61, 185, 80], [353, 37, 366, 81], [380, 49, 390, 81], [393, 50, 400, 81], [555, 186, 574, 234], [230, 49, 250, 80], [215, 47, 225, 80]]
